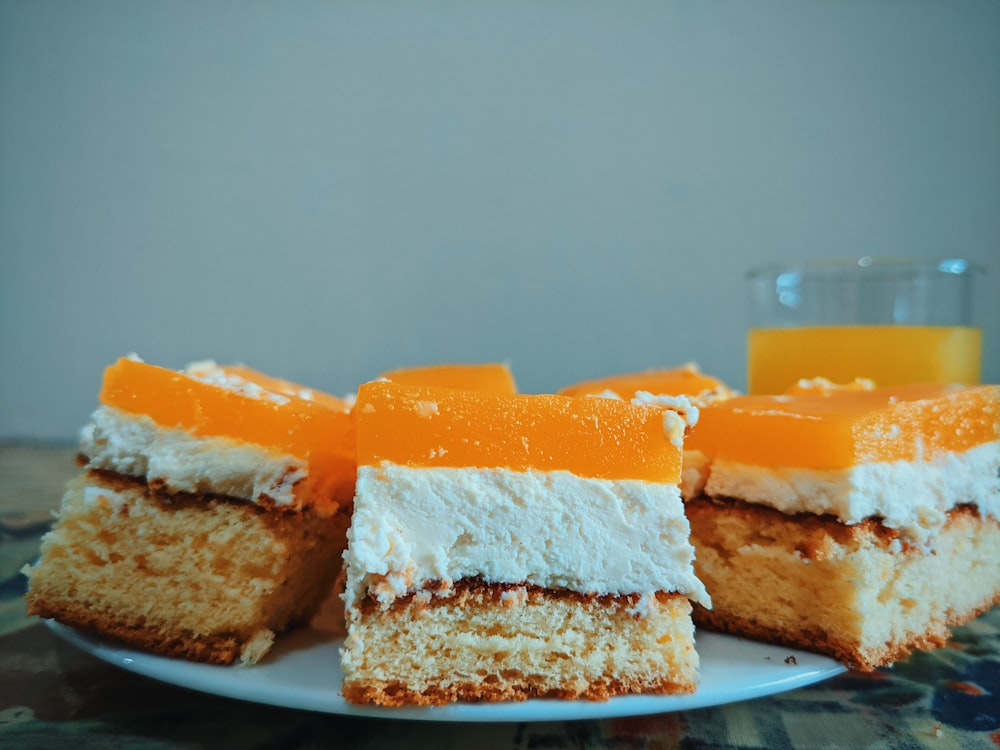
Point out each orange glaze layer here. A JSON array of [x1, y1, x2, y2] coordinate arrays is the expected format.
[[559, 366, 724, 400], [100, 358, 356, 506], [378, 363, 517, 394], [354, 380, 683, 482], [688, 383, 1000, 470]]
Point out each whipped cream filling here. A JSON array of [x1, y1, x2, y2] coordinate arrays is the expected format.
[[343, 463, 710, 611], [704, 439, 1000, 544], [80, 405, 306, 507]]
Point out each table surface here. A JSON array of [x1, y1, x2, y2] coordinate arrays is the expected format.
[[2, 443, 998, 750]]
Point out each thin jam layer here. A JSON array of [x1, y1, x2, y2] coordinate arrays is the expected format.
[[98, 357, 356, 503], [559, 364, 726, 402], [354, 381, 686, 482], [377, 363, 517, 394], [689, 383, 1000, 470]]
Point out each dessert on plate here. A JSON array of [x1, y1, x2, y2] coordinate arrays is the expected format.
[[687, 379, 1000, 670], [561, 369, 1000, 671], [24, 355, 355, 665], [340, 379, 708, 705]]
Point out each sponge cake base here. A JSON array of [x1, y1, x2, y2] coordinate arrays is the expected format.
[[685, 496, 1000, 671], [25, 471, 350, 664], [341, 581, 698, 706]]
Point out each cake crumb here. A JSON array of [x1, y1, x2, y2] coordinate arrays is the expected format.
[[412, 590, 432, 610], [626, 593, 652, 619], [413, 400, 440, 418], [240, 629, 275, 665], [500, 587, 528, 608], [784, 655, 798, 665]]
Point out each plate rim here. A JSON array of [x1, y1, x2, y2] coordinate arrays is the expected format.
[[45, 618, 847, 723]]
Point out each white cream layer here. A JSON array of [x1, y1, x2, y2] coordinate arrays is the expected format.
[[343, 463, 710, 611], [80, 405, 306, 507], [704, 439, 1000, 544]]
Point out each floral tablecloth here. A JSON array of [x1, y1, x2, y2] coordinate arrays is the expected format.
[[2, 444, 998, 749]]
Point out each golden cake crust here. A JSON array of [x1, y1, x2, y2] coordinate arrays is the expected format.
[[343, 673, 689, 707], [355, 577, 668, 615], [686, 494, 912, 557], [27, 598, 252, 665]]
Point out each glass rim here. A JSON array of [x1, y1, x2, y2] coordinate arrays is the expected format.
[[746, 257, 985, 281]]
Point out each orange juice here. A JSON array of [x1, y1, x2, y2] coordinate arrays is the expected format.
[[747, 325, 982, 394]]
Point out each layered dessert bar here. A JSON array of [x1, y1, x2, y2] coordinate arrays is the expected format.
[[687, 380, 1000, 670], [340, 380, 708, 705], [24, 356, 355, 664]]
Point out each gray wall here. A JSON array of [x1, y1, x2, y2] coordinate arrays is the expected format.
[[2, 0, 998, 439]]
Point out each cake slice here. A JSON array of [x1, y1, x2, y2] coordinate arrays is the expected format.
[[687, 380, 1000, 671], [559, 363, 736, 498], [340, 380, 708, 705], [24, 355, 355, 665]]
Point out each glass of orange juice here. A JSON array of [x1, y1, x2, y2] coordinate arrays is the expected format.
[[746, 257, 983, 394]]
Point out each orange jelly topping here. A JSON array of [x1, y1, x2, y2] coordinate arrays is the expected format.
[[378, 363, 517, 394], [354, 380, 683, 482], [100, 357, 356, 505], [559, 365, 725, 400], [689, 383, 1000, 470]]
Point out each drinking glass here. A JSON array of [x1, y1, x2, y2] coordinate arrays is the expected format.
[[746, 257, 982, 394]]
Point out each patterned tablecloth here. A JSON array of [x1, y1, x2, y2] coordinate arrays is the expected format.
[[1, 444, 998, 750]]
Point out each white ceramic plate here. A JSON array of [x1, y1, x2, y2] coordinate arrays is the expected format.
[[47, 613, 845, 722]]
